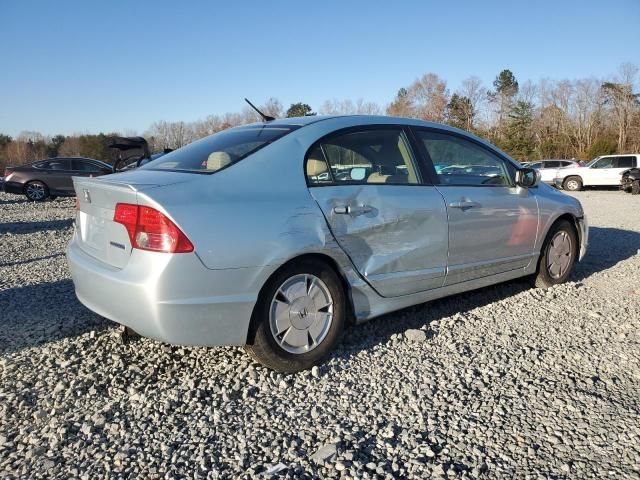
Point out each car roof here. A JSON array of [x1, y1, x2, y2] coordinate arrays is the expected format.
[[236, 115, 520, 165]]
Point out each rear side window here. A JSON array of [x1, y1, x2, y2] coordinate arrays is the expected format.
[[306, 128, 420, 185], [143, 125, 298, 173], [616, 156, 635, 168], [544, 161, 560, 168]]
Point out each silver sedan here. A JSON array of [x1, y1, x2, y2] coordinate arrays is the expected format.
[[67, 115, 588, 371]]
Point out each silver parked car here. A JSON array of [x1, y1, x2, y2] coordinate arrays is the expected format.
[[67, 116, 588, 371]]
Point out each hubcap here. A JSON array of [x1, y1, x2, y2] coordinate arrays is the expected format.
[[26, 183, 45, 200], [567, 180, 578, 190], [547, 231, 573, 279], [269, 274, 333, 354]]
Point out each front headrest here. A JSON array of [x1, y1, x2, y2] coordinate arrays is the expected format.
[[206, 151, 232, 171], [367, 172, 390, 183]]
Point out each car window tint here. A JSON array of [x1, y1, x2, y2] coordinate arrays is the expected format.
[[545, 161, 560, 168], [616, 156, 634, 168], [528, 162, 542, 169], [73, 160, 102, 172], [142, 125, 297, 173], [48, 160, 69, 170], [416, 131, 512, 186], [307, 129, 420, 185]]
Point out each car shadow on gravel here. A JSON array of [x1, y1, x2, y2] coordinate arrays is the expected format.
[[572, 226, 640, 281], [0, 279, 110, 355], [0, 219, 73, 235], [0, 197, 27, 205], [335, 225, 640, 361]]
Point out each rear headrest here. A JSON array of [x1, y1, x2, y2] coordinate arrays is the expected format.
[[367, 172, 390, 183], [206, 151, 232, 171], [307, 158, 328, 176]]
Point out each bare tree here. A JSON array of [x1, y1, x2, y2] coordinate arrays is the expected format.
[[458, 76, 486, 126], [602, 63, 639, 151], [407, 73, 449, 122], [320, 98, 382, 115]]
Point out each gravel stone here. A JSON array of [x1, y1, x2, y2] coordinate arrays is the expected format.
[[1, 191, 639, 479], [405, 329, 427, 342]]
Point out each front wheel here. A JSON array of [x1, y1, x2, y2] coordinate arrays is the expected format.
[[563, 176, 583, 191], [24, 181, 49, 201], [533, 220, 578, 288], [245, 259, 346, 372]]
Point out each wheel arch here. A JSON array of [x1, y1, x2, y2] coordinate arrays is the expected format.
[[539, 213, 582, 261], [244, 252, 356, 345]]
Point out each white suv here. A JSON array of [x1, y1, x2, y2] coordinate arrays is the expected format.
[[554, 155, 639, 191], [527, 159, 581, 184]]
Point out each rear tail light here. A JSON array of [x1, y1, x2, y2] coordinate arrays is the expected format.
[[113, 203, 194, 253], [3, 168, 12, 178]]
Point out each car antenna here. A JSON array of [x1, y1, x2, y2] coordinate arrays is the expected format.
[[244, 98, 275, 122]]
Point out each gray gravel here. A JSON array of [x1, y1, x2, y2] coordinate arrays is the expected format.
[[1, 190, 639, 479]]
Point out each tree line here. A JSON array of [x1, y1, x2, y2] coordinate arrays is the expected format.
[[1, 63, 638, 172]]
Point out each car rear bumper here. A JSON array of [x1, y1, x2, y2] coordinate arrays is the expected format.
[[66, 233, 271, 346], [2, 180, 23, 195]]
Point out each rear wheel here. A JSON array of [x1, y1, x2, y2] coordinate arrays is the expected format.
[[245, 259, 346, 372], [563, 176, 583, 191], [533, 220, 578, 288], [24, 181, 49, 201], [632, 180, 640, 195]]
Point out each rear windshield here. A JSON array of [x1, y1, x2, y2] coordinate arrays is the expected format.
[[141, 125, 298, 174]]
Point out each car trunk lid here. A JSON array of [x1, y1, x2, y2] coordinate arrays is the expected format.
[[72, 170, 193, 268]]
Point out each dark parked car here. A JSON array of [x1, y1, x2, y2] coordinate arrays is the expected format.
[[2, 157, 113, 201], [621, 167, 640, 194]]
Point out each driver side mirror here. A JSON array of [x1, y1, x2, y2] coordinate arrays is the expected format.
[[515, 167, 539, 188]]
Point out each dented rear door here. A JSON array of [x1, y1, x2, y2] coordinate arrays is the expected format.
[[309, 185, 448, 297]]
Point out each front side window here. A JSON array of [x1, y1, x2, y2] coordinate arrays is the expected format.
[[73, 160, 103, 172], [528, 162, 543, 169], [544, 161, 560, 168], [415, 130, 513, 186], [143, 125, 298, 173], [591, 157, 615, 169], [47, 160, 70, 170], [306, 129, 420, 185]]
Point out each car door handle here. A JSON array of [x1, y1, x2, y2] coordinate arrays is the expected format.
[[333, 205, 373, 216], [449, 201, 477, 211]]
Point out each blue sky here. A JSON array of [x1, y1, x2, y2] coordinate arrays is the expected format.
[[1, 0, 638, 136]]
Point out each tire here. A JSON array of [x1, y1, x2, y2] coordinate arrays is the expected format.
[[632, 180, 640, 195], [245, 258, 346, 372], [24, 181, 49, 201], [49, 195, 58, 201], [563, 176, 583, 191], [533, 219, 578, 289]]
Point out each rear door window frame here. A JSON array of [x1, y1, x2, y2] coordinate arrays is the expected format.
[[304, 124, 432, 187]]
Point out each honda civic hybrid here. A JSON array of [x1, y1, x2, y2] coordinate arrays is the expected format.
[[66, 115, 588, 371]]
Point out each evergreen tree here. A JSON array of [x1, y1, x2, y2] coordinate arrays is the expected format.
[[446, 94, 474, 130], [504, 100, 534, 160], [286, 103, 315, 118]]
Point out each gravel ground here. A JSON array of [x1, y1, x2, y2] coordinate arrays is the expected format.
[[0, 189, 639, 479]]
